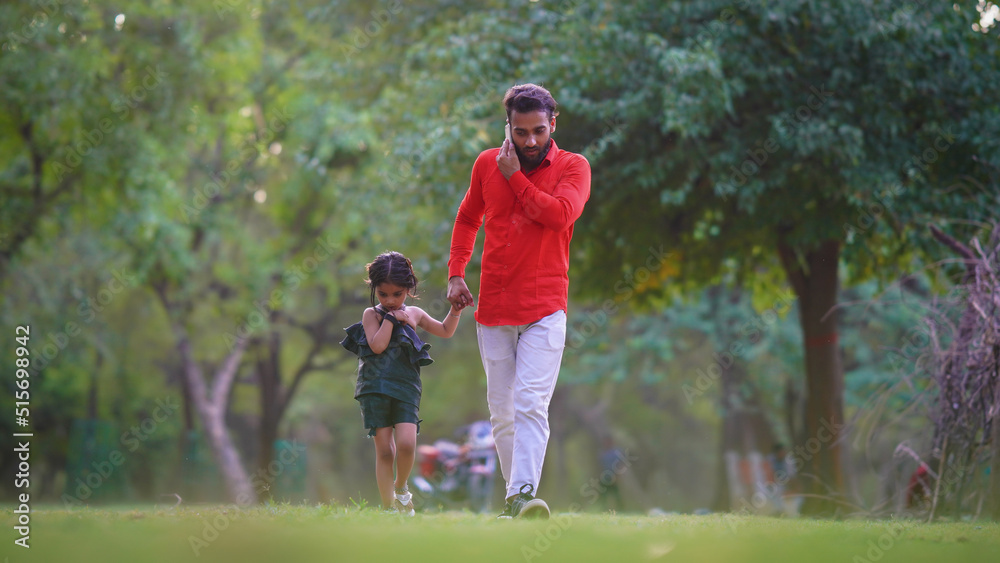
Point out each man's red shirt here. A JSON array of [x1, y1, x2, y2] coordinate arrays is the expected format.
[[448, 140, 591, 326]]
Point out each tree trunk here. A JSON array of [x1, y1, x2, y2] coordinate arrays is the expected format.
[[784, 376, 800, 452], [991, 422, 1000, 519], [88, 348, 101, 419], [170, 360, 196, 496], [711, 406, 737, 511], [255, 331, 283, 502], [778, 238, 848, 515], [988, 304, 1000, 521], [716, 363, 780, 513], [174, 325, 256, 505], [708, 283, 781, 513]]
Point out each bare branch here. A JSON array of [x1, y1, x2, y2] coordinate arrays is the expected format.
[[928, 224, 975, 261], [210, 336, 251, 413]]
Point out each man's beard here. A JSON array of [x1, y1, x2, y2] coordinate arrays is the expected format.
[[515, 139, 552, 169]]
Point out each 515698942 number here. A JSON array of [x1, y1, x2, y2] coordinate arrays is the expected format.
[[15, 325, 30, 424]]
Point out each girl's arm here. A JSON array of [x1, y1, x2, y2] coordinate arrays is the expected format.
[[362, 307, 396, 354], [414, 304, 463, 338]]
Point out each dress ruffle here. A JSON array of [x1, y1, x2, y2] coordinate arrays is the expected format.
[[341, 321, 433, 367]]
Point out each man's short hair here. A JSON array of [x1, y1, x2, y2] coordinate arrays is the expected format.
[[503, 83, 559, 121]]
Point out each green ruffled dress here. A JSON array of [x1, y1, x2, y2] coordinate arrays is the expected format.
[[340, 308, 433, 407]]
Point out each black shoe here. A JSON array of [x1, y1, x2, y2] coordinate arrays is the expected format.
[[497, 501, 513, 519], [508, 484, 550, 519]]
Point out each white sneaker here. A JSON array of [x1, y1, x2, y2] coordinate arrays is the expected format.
[[395, 489, 415, 516]]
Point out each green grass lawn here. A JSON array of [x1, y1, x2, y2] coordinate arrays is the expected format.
[[2, 504, 999, 563]]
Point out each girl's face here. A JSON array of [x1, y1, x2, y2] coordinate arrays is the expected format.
[[375, 282, 409, 311]]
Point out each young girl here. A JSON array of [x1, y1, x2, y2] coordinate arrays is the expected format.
[[341, 251, 463, 514]]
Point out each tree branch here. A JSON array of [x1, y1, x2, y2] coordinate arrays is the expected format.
[[928, 224, 975, 261], [276, 307, 338, 420], [929, 223, 978, 282], [776, 236, 806, 298], [210, 335, 251, 413]]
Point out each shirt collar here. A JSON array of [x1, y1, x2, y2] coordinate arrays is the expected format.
[[532, 139, 558, 171]]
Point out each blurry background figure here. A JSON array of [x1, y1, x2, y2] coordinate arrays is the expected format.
[[410, 420, 497, 512], [463, 420, 498, 512], [767, 443, 803, 517], [906, 462, 932, 510], [599, 435, 626, 512], [727, 444, 802, 517]]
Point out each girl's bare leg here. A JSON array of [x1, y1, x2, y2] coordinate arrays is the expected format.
[[373, 427, 396, 509], [393, 422, 418, 492]]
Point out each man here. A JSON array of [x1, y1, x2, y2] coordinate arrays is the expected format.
[[447, 83, 591, 519]]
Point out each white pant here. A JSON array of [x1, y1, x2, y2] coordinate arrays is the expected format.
[[477, 310, 566, 499]]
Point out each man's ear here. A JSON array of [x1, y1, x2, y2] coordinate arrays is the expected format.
[[550, 117, 557, 133]]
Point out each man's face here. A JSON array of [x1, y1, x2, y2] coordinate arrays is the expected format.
[[509, 109, 556, 169]]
